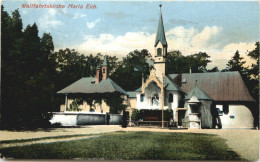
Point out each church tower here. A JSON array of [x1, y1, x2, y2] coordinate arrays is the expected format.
[[154, 4, 167, 82]]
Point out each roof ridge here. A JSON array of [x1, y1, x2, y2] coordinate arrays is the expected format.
[[107, 78, 127, 95], [165, 75, 184, 92], [168, 71, 241, 75]]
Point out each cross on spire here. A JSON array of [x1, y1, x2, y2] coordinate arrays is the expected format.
[[154, 3, 167, 47]]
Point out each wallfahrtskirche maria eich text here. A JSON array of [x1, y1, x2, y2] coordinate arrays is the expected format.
[[21, 4, 97, 9]]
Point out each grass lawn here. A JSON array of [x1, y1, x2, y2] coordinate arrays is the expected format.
[[0, 131, 241, 160]]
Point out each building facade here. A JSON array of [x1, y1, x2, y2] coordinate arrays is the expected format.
[[127, 5, 255, 129], [56, 5, 255, 129]]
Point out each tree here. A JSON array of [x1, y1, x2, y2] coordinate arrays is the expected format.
[[167, 51, 211, 74], [1, 8, 58, 129], [246, 42, 259, 101], [225, 50, 246, 72], [246, 42, 259, 127], [247, 42, 259, 81], [111, 49, 152, 91], [1, 8, 25, 129], [223, 50, 249, 83], [207, 66, 219, 72]]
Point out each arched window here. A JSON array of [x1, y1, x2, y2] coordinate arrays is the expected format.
[[168, 93, 173, 103], [157, 48, 162, 56], [140, 94, 144, 102]]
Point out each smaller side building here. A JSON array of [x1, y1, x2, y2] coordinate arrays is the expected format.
[[57, 56, 128, 114]]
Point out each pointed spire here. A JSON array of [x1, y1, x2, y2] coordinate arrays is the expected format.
[[102, 56, 108, 66], [154, 4, 167, 47]]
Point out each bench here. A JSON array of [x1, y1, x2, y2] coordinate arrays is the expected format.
[[136, 121, 169, 127]]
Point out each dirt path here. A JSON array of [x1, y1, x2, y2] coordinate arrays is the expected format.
[[0, 125, 259, 161], [0, 135, 100, 148]]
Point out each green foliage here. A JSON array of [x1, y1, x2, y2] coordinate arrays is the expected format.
[[68, 99, 81, 112], [167, 51, 211, 74], [111, 49, 152, 91], [224, 50, 246, 72], [246, 42, 259, 101], [1, 7, 56, 129], [207, 66, 219, 72], [104, 93, 127, 114], [0, 132, 241, 160], [131, 109, 142, 120]]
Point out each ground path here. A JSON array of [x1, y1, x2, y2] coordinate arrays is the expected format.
[[0, 125, 259, 161]]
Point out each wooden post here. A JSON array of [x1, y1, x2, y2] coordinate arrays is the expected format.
[[65, 94, 68, 112], [142, 73, 144, 88], [129, 107, 132, 126], [161, 77, 165, 128]]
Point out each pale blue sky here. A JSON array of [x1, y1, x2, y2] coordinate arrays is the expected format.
[[2, 1, 259, 69]]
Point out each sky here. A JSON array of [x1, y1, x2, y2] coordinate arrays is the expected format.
[[2, 0, 259, 69]]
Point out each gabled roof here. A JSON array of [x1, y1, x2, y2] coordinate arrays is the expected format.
[[168, 71, 254, 102], [57, 77, 127, 95], [127, 91, 137, 98], [165, 76, 183, 92], [185, 85, 213, 101], [134, 76, 183, 93], [135, 87, 142, 92], [154, 7, 167, 47]]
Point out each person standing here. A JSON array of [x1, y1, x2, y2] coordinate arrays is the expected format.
[[105, 113, 110, 125], [122, 111, 127, 128]]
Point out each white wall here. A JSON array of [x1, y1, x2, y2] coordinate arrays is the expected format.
[[218, 104, 254, 129], [136, 90, 180, 110], [50, 114, 77, 126]]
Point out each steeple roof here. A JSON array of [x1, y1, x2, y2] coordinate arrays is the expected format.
[[154, 4, 167, 47], [102, 56, 108, 66]]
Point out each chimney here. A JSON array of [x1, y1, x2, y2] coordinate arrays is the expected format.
[[102, 56, 108, 80], [96, 66, 101, 83]]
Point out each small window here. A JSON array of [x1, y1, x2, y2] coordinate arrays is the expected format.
[[230, 115, 235, 119], [157, 48, 162, 56], [168, 93, 173, 103], [140, 94, 144, 102]]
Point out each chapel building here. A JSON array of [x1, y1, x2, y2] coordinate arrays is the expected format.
[[126, 5, 255, 129]]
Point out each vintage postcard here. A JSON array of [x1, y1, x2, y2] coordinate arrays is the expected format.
[[0, 0, 259, 160]]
